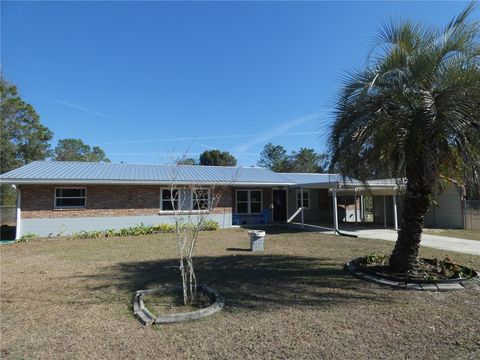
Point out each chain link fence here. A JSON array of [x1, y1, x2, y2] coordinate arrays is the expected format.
[[0, 206, 16, 226], [464, 200, 480, 230]]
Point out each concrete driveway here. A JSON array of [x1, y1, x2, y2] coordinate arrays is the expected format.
[[349, 228, 480, 256], [290, 223, 480, 256]]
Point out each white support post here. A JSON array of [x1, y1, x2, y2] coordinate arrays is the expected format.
[[15, 186, 21, 240], [383, 195, 387, 229], [393, 194, 398, 231], [360, 195, 365, 226], [300, 187, 304, 228], [333, 189, 339, 233], [354, 189, 358, 225]]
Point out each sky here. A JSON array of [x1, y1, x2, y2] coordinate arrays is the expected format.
[[1, 1, 473, 166]]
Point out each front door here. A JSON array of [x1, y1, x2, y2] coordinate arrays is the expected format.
[[272, 190, 287, 222]]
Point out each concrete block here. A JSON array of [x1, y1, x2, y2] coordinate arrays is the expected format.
[[436, 282, 464, 291], [420, 283, 439, 292], [405, 283, 422, 291]]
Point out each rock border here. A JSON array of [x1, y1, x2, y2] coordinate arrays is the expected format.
[[133, 285, 225, 326], [345, 259, 480, 292]]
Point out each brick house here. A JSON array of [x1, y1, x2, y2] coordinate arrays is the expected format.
[[0, 161, 466, 239]]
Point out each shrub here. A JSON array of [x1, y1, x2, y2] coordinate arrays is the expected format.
[[70, 221, 219, 240], [17, 232, 38, 243], [152, 224, 175, 233], [200, 220, 220, 231]]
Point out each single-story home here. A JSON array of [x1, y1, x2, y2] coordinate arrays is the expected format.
[[0, 161, 466, 239]]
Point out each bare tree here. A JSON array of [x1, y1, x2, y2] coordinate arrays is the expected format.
[[168, 154, 236, 306]]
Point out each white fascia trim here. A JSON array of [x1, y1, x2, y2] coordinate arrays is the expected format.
[[0, 180, 296, 186]]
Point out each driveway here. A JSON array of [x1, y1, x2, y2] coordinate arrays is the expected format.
[[350, 228, 480, 256], [290, 223, 480, 256]]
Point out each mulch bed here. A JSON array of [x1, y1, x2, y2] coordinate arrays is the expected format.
[[353, 253, 478, 282]]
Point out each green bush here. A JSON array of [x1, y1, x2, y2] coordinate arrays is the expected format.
[[71, 221, 219, 240], [17, 232, 38, 243], [200, 220, 220, 231], [152, 224, 175, 233]]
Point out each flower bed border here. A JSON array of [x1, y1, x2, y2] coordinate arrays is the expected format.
[[133, 285, 225, 326], [345, 258, 480, 292]]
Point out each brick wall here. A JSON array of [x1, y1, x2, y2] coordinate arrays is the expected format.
[[20, 184, 233, 219]]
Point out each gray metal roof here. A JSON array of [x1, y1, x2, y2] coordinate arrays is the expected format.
[[0, 161, 398, 188], [279, 173, 344, 185], [0, 161, 295, 185]]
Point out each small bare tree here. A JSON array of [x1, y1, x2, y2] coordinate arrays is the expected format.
[[168, 154, 236, 306]]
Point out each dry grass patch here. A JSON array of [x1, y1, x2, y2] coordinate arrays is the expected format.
[[423, 228, 480, 241], [1, 227, 479, 359]]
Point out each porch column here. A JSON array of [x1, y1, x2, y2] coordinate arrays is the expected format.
[[15, 185, 21, 240], [332, 189, 339, 233], [354, 189, 358, 225], [393, 194, 399, 231], [301, 187, 304, 228], [360, 195, 365, 225], [383, 195, 387, 229]]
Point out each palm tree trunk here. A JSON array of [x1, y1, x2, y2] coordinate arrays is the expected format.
[[389, 176, 432, 273]]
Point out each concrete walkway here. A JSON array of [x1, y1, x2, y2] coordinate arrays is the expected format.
[[289, 223, 480, 256]]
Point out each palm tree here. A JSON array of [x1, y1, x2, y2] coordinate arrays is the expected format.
[[328, 3, 480, 272]]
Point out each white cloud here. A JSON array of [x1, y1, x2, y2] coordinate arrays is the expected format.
[[54, 100, 110, 119], [233, 113, 320, 153]]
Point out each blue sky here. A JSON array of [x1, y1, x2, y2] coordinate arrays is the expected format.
[[1, 1, 472, 166]]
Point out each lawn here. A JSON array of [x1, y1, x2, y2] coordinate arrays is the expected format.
[[423, 228, 480, 241], [1, 227, 479, 359]]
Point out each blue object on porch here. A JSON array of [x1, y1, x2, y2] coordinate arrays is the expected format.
[[232, 214, 240, 225], [257, 208, 271, 224]]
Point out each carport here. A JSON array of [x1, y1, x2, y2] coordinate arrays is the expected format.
[[281, 174, 402, 235]]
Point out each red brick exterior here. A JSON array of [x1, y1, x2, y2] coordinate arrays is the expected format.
[[19, 185, 234, 219]]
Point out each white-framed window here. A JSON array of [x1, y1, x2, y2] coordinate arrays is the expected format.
[[192, 188, 211, 210], [236, 189, 263, 214], [54, 187, 86, 209], [160, 188, 180, 211], [296, 189, 310, 209]]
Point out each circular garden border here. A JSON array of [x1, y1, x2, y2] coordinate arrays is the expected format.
[[133, 285, 225, 326], [345, 258, 480, 292]]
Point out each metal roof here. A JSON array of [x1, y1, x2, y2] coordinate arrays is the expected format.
[[279, 173, 344, 185], [0, 161, 398, 188], [0, 161, 295, 185]]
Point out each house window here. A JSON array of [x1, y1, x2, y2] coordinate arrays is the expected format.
[[296, 189, 310, 209], [192, 189, 211, 210], [55, 188, 86, 208], [236, 190, 263, 214], [161, 189, 179, 211]]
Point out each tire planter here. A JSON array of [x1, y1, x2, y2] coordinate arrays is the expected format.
[[133, 285, 225, 326], [345, 258, 480, 292]]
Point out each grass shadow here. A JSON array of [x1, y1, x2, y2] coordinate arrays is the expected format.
[[225, 247, 251, 252], [81, 254, 393, 311]]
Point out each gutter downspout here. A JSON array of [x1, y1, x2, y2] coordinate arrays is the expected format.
[[13, 185, 21, 240], [300, 187, 304, 229], [332, 188, 338, 233]]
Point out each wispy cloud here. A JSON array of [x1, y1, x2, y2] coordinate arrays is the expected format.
[[54, 100, 110, 119], [233, 113, 320, 153], [100, 130, 319, 146]]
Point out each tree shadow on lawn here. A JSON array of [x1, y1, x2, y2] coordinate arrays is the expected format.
[[84, 254, 393, 311]]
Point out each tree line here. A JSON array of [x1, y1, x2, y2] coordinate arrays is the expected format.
[[1, 76, 109, 204], [177, 145, 328, 173]]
